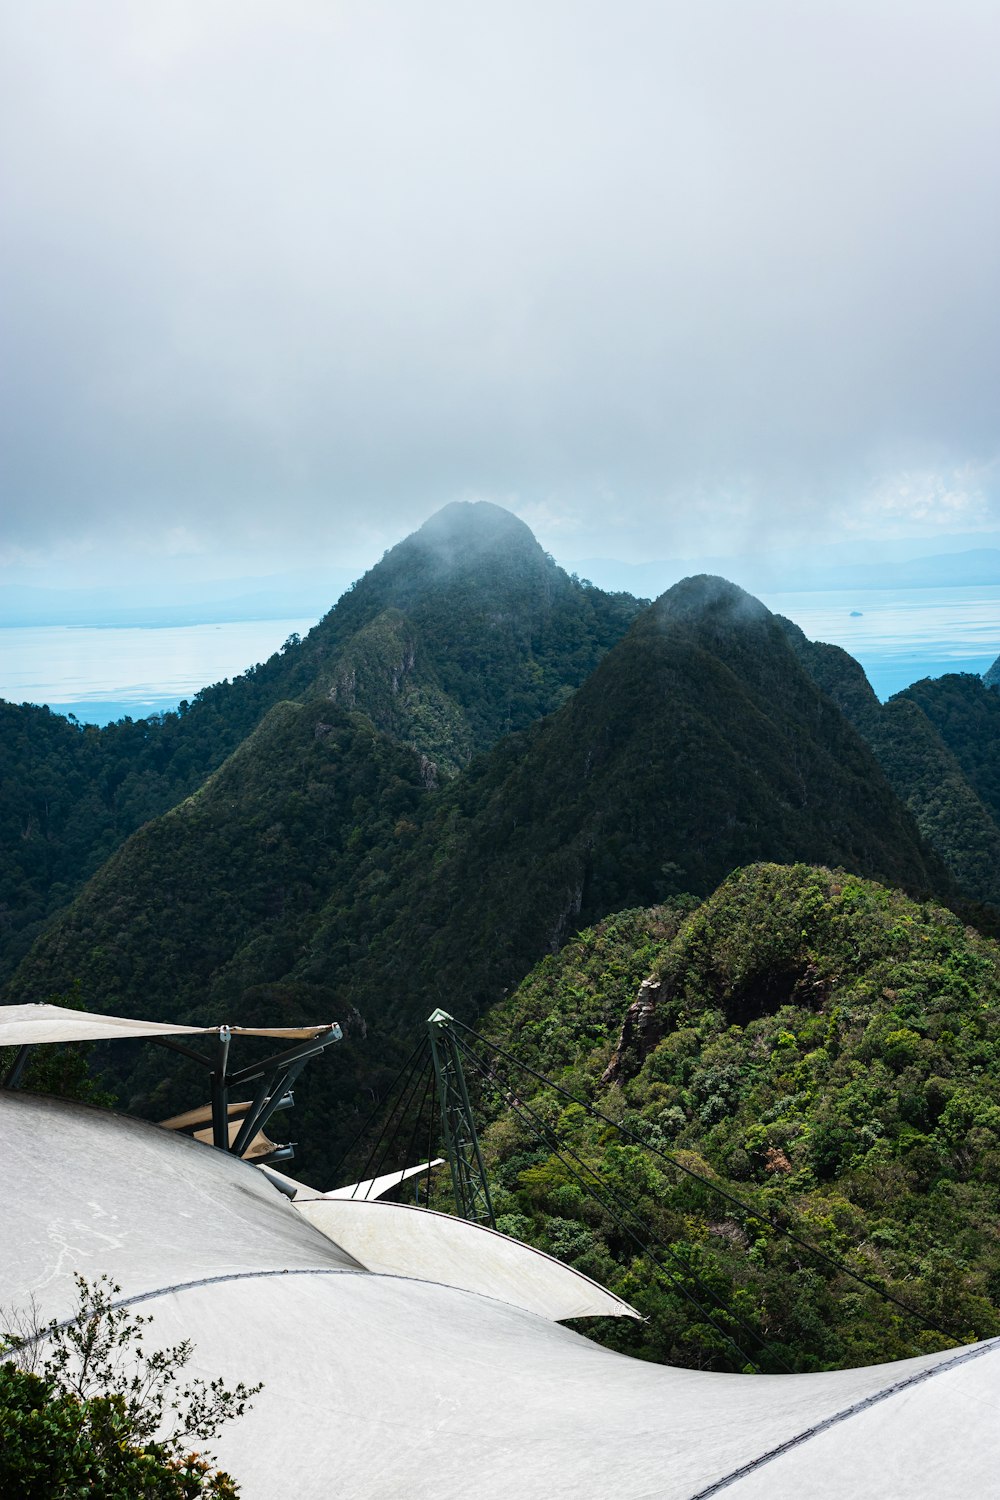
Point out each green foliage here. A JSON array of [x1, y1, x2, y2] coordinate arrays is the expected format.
[[472, 864, 1000, 1374], [896, 672, 1000, 828], [0, 1274, 258, 1497], [0, 502, 641, 983]]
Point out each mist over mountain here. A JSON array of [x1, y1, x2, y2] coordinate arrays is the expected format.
[[571, 542, 1000, 602]]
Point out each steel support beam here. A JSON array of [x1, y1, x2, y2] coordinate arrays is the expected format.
[[210, 1027, 232, 1150], [427, 1009, 495, 1228]]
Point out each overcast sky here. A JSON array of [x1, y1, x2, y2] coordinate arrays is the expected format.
[[2, 0, 999, 590]]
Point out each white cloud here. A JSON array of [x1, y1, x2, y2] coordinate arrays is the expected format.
[[1, 0, 998, 574]]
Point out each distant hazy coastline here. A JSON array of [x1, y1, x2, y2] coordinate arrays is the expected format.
[[1, 584, 997, 725], [0, 617, 316, 725]]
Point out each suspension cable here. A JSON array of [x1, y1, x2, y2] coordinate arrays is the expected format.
[[351, 1039, 429, 1198], [400, 1065, 436, 1203], [457, 1035, 786, 1372], [463, 1047, 762, 1371], [454, 1020, 963, 1345], [424, 1068, 438, 1207], [328, 1037, 427, 1187]]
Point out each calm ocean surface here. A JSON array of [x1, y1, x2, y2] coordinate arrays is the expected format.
[[1, 586, 998, 725], [0, 618, 316, 725], [759, 585, 1000, 700]]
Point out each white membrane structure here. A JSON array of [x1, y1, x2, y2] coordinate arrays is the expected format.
[[0, 1001, 337, 1046], [258, 1158, 448, 1202], [2, 1089, 999, 1498], [295, 1196, 637, 1321], [318, 1158, 446, 1200]]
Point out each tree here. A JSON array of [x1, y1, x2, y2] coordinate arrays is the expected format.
[[1, 1274, 261, 1498]]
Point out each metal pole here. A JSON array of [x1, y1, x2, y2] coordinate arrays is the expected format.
[[210, 1027, 231, 1150]]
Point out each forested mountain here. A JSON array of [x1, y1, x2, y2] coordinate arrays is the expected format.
[[470, 863, 1000, 1372], [7, 506, 1000, 1383], [0, 502, 642, 979], [896, 672, 1000, 827], [783, 624, 1000, 910], [8, 570, 955, 1179]]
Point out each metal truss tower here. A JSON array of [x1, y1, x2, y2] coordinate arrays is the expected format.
[[427, 1009, 495, 1228]]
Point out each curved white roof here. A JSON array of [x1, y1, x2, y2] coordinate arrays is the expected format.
[[0, 1091, 363, 1319], [2, 1090, 998, 1499], [294, 1196, 639, 1320], [256, 1157, 446, 1202]]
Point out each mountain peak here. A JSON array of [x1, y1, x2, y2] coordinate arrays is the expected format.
[[406, 501, 545, 569], [654, 574, 771, 626], [418, 500, 539, 544]]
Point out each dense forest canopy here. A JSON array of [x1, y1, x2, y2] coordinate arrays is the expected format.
[[470, 864, 1000, 1372]]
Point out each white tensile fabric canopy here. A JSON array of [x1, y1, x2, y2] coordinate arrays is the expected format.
[[294, 1196, 639, 1321], [2, 1089, 999, 1498], [318, 1159, 446, 1201], [257, 1158, 448, 1203], [0, 1001, 337, 1047]]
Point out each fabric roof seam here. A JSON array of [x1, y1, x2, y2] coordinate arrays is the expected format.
[[9, 1265, 642, 1341], [7, 1268, 371, 1350], [293, 1195, 642, 1317], [17, 1263, 991, 1400], [686, 1335, 1000, 1500]]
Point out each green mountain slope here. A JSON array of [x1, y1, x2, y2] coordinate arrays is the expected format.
[[472, 863, 1000, 1372], [317, 576, 948, 1039], [782, 626, 1000, 909], [894, 672, 1000, 828], [8, 573, 955, 1181], [7, 701, 426, 1026], [0, 503, 642, 978]]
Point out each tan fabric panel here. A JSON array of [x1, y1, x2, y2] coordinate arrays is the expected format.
[[191, 1120, 280, 1160], [229, 1025, 337, 1039], [160, 1100, 253, 1131], [0, 1002, 211, 1046], [0, 1003, 337, 1049]]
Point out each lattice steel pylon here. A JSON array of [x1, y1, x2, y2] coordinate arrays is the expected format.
[[427, 1009, 495, 1228]]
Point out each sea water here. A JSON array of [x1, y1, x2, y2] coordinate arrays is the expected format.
[[0, 618, 316, 725], [0, 587, 998, 725], [759, 585, 1000, 700]]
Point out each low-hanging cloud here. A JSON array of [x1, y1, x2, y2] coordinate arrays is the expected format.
[[2, 0, 998, 573]]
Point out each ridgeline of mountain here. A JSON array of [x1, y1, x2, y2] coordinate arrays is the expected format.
[[473, 863, 1000, 1372], [894, 672, 1000, 828], [303, 502, 645, 769], [310, 576, 947, 1043], [8, 572, 954, 1179], [782, 624, 1000, 911], [0, 502, 642, 979]]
